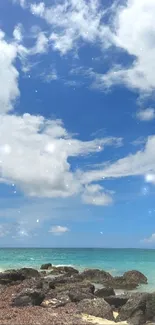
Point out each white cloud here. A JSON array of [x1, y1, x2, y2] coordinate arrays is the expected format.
[[13, 0, 155, 94], [136, 108, 155, 121], [41, 67, 58, 82], [13, 0, 26, 8], [101, 0, 155, 93], [0, 30, 19, 113], [31, 32, 49, 54], [13, 24, 23, 42], [30, 0, 113, 55], [0, 113, 120, 201], [143, 233, 155, 244], [132, 137, 146, 146], [81, 135, 155, 184], [49, 225, 69, 235], [82, 184, 113, 206], [31, 2, 45, 16]]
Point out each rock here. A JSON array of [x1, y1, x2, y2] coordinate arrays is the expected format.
[[104, 295, 129, 308], [146, 292, 155, 321], [0, 268, 40, 285], [128, 310, 146, 325], [80, 269, 113, 285], [12, 288, 45, 307], [49, 266, 79, 276], [40, 271, 46, 275], [19, 268, 40, 278], [40, 263, 52, 270], [116, 292, 149, 322], [68, 288, 94, 302], [123, 270, 148, 285], [78, 298, 114, 320], [45, 275, 81, 290], [0, 270, 25, 285], [42, 294, 70, 308], [55, 280, 95, 295], [111, 276, 138, 290], [95, 287, 115, 298]]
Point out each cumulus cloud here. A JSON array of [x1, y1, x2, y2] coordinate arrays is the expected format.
[[136, 108, 155, 121], [0, 113, 121, 201], [82, 184, 113, 206], [49, 225, 69, 235], [143, 233, 155, 244], [0, 30, 19, 113], [99, 0, 155, 93]]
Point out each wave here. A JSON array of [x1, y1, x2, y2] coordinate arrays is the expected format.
[[52, 264, 75, 268]]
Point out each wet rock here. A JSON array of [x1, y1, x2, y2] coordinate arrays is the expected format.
[[116, 292, 149, 322], [123, 270, 148, 285], [146, 292, 155, 321], [111, 276, 138, 290], [49, 266, 79, 276], [40, 263, 52, 270], [105, 294, 129, 308], [95, 287, 115, 298], [78, 298, 114, 320], [12, 288, 45, 307], [80, 269, 113, 285]]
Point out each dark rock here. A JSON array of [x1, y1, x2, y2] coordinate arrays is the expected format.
[[40, 271, 46, 275], [12, 288, 45, 307], [95, 287, 115, 298], [68, 288, 94, 302], [49, 266, 79, 276], [0, 268, 40, 285], [128, 310, 146, 325], [123, 270, 148, 285], [116, 292, 149, 322], [40, 263, 52, 270], [80, 269, 113, 285], [78, 298, 114, 320], [146, 292, 155, 321], [55, 280, 95, 295], [111, 276, 138, 290], [105, 295, 129, 308], [0, 270, 25, 285], [19, 268, 40, 279]]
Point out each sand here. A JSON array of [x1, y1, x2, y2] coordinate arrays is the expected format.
[[82, 312, 128, 325]]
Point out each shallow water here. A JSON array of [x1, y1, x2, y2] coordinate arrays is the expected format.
[[0, 248, 155, 292]]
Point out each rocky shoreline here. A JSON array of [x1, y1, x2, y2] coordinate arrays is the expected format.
[[0, 264, 154, 324]]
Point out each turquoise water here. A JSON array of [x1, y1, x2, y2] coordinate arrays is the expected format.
[[0, 248, 155, 292]]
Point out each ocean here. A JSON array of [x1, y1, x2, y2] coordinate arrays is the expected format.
[[0, 248, 155, 292]]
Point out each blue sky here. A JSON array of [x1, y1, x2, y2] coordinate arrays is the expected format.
[[0, 0, 155, 247]]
